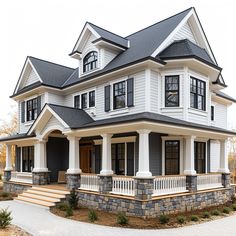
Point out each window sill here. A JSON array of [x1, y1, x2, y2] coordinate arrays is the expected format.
[[81, 68, 100, 76], [161, 107, 183, 113], [188, 108, 207, 116], [109, 107, 130, 116], [23, 121, 34, 127]]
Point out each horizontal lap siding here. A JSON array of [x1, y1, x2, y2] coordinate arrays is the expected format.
[[47, 93, 64, 106], [40, 116, 64, 135], [103, 48, 118, 68], [214, 103, 227, 129], [210, 140, 220, 172], [22, 67, 40, 88], [150, 71, 159, 113], [188, 112, 208, 125]]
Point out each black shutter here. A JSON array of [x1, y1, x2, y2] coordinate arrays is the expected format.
[[95, 145, 101, 174], [15, 147, 21, 172], [104, 85, 111, 112], [37, 96, 41, 115], [21, 101, 25, 123], [127, 143, 134, 176], [127, 78, 134, 107]]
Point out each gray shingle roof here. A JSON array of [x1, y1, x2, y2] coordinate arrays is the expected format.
[[0, 133, 35, 142], [63, 8, 192, 87], [88, 22, 129, 48], [48, 104, 94, 128], [158, 39, 218, 68]]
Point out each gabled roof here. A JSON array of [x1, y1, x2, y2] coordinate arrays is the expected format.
[[158, 39, 220, 70], [13, 57, 75, 96], [88, 22, 129, 49], [47, 104, 94, 128]]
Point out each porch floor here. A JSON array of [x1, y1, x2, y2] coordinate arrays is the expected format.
[[39, 184, 67, 191]]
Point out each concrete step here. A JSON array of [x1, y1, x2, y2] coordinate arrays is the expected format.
[[21, 192, 61, 203], [26, 189, 66, 199], [15, 196, 55, 207], [32, 186, 70, 195]]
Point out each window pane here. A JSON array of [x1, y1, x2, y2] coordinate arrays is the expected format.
[[113, 81, 126, 109], [89, 91, 95, 107], [165, 75, 179, 107], [83, 51, 98, 73], [81, 93, 87, 109]]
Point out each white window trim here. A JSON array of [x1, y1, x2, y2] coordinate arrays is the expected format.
[[161, 136, 184, 175], [108, 76, 135, 115], [73, 88, 96, 109], [81, 49, 100, 76], [194, 139, 208, 174], [23, 95, 39, 124]]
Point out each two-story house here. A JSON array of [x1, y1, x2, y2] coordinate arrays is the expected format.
[[1, 7, 235, 216]]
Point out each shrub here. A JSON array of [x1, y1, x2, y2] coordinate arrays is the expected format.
[[57, 203, 69, 211], [117, 212, 128, 225], [1, 192, 9, 198], [211, 210, 220, 216], [88, 209, 98, 222], [0, 208, 12, 229], [222, 207, 231, 214], [232, 204, 236, 211], [177, 215, 185, 224], [190, 215, 199, 222], [202, 211, 210, 218], [65, 206, 73, 217], [159, 214, 170, 224], [68, 189, 79, 210]]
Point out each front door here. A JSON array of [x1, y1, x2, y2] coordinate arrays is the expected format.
[[194, 142, 206, 173], [165, 140, 180, 175], [80, 146, 92, 173]]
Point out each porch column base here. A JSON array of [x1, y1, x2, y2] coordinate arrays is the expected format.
[[66, 169, 81, 174], [98, 175, 112, 194], [32, 172, 50, 185], [99, 170, 113, 175], [66, 173, 80, 190], [186, 175, 197, 193], [218, 168, 230, 174], [184, 170, 196, 175], [134, 177, 154, 200], [3, 170, 11, 182], [136, 171, 152, 178], [222, 173, 231, 188]]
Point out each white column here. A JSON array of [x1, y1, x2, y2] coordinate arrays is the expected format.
[[136, 129, 152, 177], [33, 140, 48, 172], [218, 139, 230, 173], [67, 136, 81, 174], [184, 136, 196, 175], [100, 134, 113, 175], [5, 144, 13, 171]]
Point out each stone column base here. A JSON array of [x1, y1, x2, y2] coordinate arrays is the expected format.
[[3, 170, 11, 181], [66, 173, 80, 190], [32, 172, 50, 185], [134, 177, 154, 200], [186, 175, 197, 193], [222, 173, 231, 188], [98, 175, 112, 194]]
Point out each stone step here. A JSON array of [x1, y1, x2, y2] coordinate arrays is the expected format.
[[21, 192, 61, 203], [15, 196, 55, 207], [26, 189, 66, 199], [32, 186, 70, 195]]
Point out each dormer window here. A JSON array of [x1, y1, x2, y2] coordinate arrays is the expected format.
[[83, 51, 98, 73]]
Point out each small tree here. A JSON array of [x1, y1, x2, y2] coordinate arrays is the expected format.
[[68, 189, 79, 209], [0, 208, 12, 228]]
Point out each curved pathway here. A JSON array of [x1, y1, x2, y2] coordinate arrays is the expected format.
[[0, 201, 235, 236]]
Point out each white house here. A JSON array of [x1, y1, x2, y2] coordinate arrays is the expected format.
[[1, 7, 235, 216]]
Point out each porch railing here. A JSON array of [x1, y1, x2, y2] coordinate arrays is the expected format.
[[153, 175, 187, 196], [80, 174, 99, 192], [10, 172, 32, 184], [197, 174, 223, 190], [111, 176, 134, 196]]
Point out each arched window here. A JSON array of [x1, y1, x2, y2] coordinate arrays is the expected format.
[[83, 51, 98, 72]]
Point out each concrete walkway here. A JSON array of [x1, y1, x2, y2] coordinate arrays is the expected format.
[[0, 201, 235, 236]]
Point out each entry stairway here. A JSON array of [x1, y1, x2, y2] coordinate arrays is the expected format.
[[14, 186, 70, 208]]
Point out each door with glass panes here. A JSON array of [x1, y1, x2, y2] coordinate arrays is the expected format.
[[165, 141, 180, 175]]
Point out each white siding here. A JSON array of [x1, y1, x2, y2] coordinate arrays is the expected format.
[[210, 140, 220, 172], [103, 48, 118, 68], [150, 71, 159, 113], [172, 22, 197, 44], [47, 93, 64, 106], [188, 111, 208, 125], [23, 68, 39, 87], [214, 102, 228, 129], [40, 116, 64, 136]]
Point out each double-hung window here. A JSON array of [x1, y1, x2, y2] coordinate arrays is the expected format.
[[89, 91, 95, 107], [74, 95, 80, 109], [26, 98, 38, 121], [81, 93, 87, 109], [113, 81, 126, 109], [190, 77, 206, 111], [74, 90, 95, 109], [165, 75, 179, 107]]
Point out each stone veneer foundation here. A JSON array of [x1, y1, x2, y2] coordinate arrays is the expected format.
[[77, 187, 235, 218], [66, 174, 80, 190], [3, 181, 31, 194], [32, 172, 50, 185]]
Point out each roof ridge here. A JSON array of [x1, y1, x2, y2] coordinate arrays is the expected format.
[[61, 68, 78, 87], [28, 56, 75, 70], [88, 22, 128, 42], [126, 7, 193, 38]]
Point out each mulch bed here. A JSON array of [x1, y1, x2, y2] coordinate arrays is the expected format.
[[51, 203, 236, 229], [0, 225, 31, 236]]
